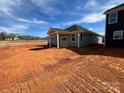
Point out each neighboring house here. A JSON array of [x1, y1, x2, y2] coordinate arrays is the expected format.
[[104, 3, 124, 47], [47, 25, 101, 48], [6, 37, 18, 41]]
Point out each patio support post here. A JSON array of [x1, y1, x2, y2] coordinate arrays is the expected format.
[[57, 33, 60, 48], [78, 32, 80, 48]]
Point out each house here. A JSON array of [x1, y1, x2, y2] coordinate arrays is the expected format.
[[47, 25, 101, 48], [104, 3, 124, 47], [6, 37, 18, 41]]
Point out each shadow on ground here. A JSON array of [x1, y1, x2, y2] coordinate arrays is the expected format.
[[29, 45, 48, 51], [66, 44, 124, 59], [30, 44, 124, 58]]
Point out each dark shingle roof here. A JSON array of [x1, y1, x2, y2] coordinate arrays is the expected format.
[[50, 27, 66, 32], [65, 25, 82, 32], [49, 25, 101, 36], [65, 25, 100, 35], [104, 3, 124, 14]]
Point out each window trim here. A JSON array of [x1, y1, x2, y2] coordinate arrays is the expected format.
[[108, 12, 118, 24], [113, 30, 123, 40], [71, 34, 76, 42]]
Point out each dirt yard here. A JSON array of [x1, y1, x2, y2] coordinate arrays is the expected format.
[[0, 40, 47, 47], [0, 43, 124, 93]]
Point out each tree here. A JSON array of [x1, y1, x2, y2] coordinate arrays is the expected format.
[[0, 31, 42, 40], [17, 35, 41, 40], [0, 31, 8, 40], [8, 33, 16, 40]]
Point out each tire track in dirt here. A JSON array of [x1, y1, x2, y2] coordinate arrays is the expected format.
[[0, 45, 124, 93]]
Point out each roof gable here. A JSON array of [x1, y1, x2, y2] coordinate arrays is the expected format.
[[50, 27, 66, 32], [65, 25, 81, 31], [47, 27, 67, 35], [48, 25, 101, 36], [65, 25, 88, 32]]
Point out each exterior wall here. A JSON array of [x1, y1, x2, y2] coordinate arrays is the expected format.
[[60, 33, 98, 47], [58, 34, 78, 47], [49, 35, 57, 47], [49, 32, 98, 48], [105, 9, 124, 47], [67, 33, 78, 47], [79, 33, 98, 47]]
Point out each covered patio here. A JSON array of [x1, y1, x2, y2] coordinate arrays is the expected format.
[[48, 30, 80, 48]]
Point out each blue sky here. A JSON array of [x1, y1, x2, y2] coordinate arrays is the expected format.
[[0, 0, 123, 37]]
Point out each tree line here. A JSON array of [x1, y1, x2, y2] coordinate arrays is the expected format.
[[0, 31, 42, 40]]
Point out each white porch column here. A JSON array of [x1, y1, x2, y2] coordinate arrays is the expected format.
[[48, 35, 51, 48], [57, 33, 60, 48], [78, 32, 80, 48]]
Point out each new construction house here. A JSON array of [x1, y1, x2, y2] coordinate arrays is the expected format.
[[48, 25, 102, 48]]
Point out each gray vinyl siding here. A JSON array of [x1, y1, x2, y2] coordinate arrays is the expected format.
[[79, 34, 98, 47], [67, 33, 78, 47], [59, 34, 78, 47], [49, 32, 98, 48], [50, 35, 57, 46]]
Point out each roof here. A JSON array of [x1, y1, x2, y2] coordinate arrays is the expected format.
[[48, 25, 101, 36], [49, 25, 87, 32], [104, 3, 124, 14], [65, 25, 88, 32], [50, 27, 67, 32]]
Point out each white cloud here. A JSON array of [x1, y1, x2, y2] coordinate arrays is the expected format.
[[108, 0, 124, 5], [30, 0, 60, 15], [81, 13, 105, 23], [67, 13, 105, 25], [17, 18, 48, 24], [67, 0, 124, 25], [84, 0, 98, 8], [98, 32, 105, 35], [0, 24, 29, 34], [100, 0, 124, 13], [0, 0, 123, 36], [0, 0, 21, 17], [41, 32, 48, 37], [89, 28, 94, 31], [84, 0, 124, 11]]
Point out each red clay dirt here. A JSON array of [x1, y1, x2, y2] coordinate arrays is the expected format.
[[0, 44, 124, 93]]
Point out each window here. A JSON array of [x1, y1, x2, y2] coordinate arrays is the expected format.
[[109, 12, 118, 24], [113, 30, 123, 40], [71, 34, 76, 42], [62, 37, 67, 41], [80, 34, 83, 40]]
